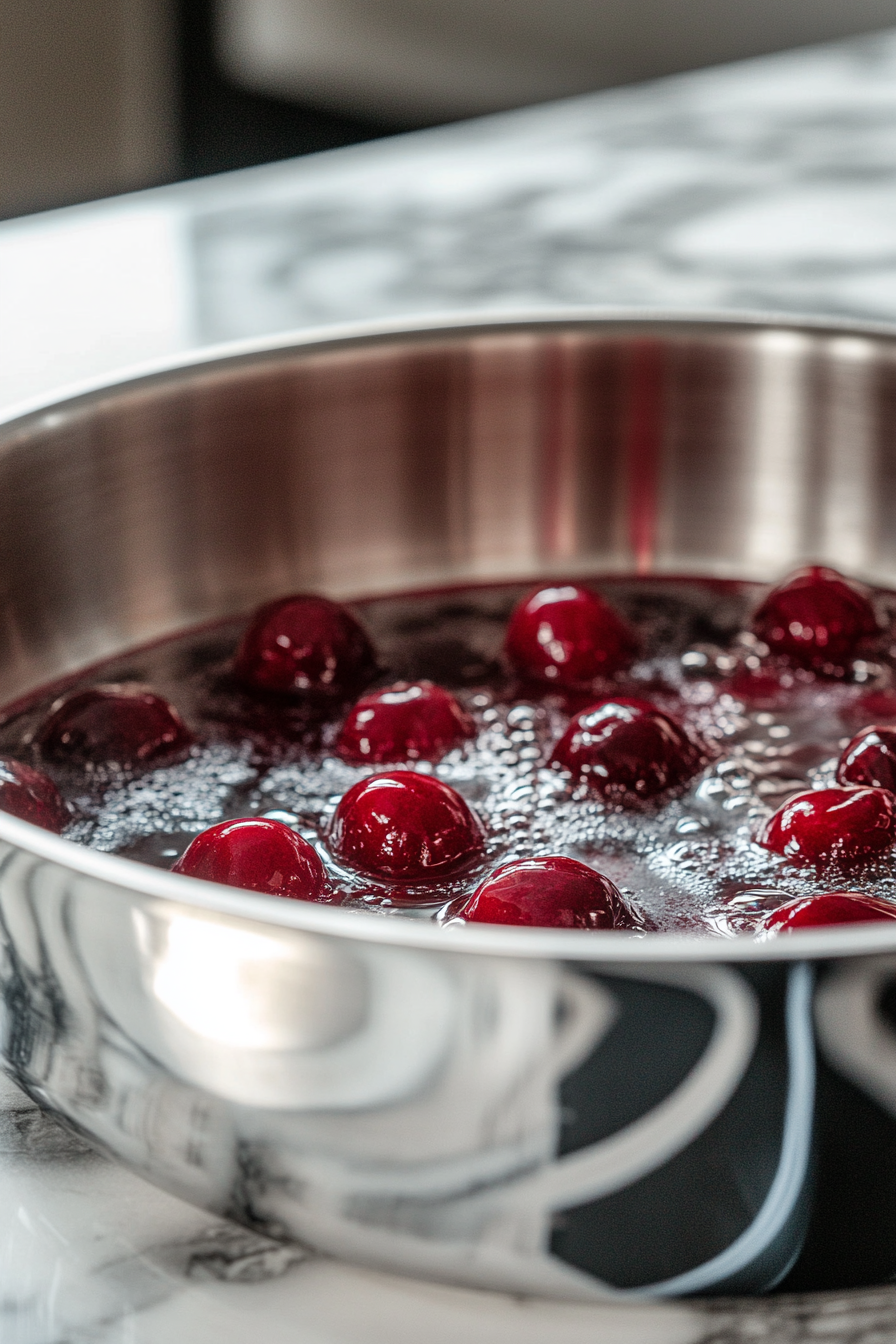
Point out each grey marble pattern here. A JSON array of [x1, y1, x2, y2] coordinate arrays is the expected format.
[[5, 1068, 896, 1343], [0, 1066, 892, 1344], [192, 29, 896, 342]]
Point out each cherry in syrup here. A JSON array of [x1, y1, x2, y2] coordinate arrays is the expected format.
[[459, 855, 637, 929], [750, 565, 878, 673], [504, 585, 638, 689], [761, 890, 896, 933], [36, 684, 195, 770], [550, 696, 705, 803], [234, 594, 376, 697], [336, 681, 474, 765], [329, 770, 484, 881], [0, 758, 69, 832], [837, 725, 896, 792], [758, 786, 896, 870], [173, 817, 327, 900], [14, 570, 896, 936]]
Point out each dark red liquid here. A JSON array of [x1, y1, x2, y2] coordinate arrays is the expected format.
[[3, 574, 896, 935]]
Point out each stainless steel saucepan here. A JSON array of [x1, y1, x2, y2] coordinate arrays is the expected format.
[[1, 313, 895, 1299]]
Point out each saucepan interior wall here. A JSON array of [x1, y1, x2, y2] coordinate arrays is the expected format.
[[1, 322, 896, 704]]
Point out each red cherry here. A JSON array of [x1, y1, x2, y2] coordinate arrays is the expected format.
[[173, 817, 326, 900], [459, 855, 637, 929], [757, 786, 896, 869], [550, 697, 704, 803], [837, 725, 896, 792], [0, 758, 68, 832], [336, 681, 475, 765], [750, 566, 878, 671], [504, 585, 638, 689], [234, 594, 376, 697], [761, 890, 896, 934], [329, 771, 484, 880], [37, 684, 195, 769]]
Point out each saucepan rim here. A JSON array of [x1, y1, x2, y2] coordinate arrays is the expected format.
[[6, 305, 896, 432], [4, 306, 896, 966]]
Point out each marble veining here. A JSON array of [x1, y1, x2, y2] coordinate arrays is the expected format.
[[6, 29, 896, 412], [5, 1064, 896, 1343], [191, 29, 896, 342]]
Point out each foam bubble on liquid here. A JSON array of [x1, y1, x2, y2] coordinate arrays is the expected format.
[[67, 744, 256, 852], [64, 668, 896, 931], [10, 575, 896, 936]]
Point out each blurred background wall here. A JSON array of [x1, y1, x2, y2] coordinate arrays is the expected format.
[[218, 0, 896, 122], [0, 0, 176, 217], [4, 0, 896, 219]]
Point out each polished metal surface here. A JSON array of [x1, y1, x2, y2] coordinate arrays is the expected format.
[[4, 314, 896, 704], [3, 314, 896, 1297]]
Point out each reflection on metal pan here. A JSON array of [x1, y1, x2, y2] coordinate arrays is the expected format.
[[0, 314, 893, 1297]]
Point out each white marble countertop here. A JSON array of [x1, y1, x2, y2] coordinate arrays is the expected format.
[[6, 25, 896, 419], [8, 1059, 896, 1344], [6, 27, 896, 1342]]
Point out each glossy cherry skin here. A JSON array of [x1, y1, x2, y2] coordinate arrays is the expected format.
[[336, 681, 475, 765], [0, 758, 68, 832], [504, 585, 638, 689], [329, 770, 484, 880], [36, 684, 196, 769], [173, 817, 326, 900], [550, 697, 704, 803], [750, 566, 878, 671], [234, 594, 376, 697], [459, 855, 637, 929], [761, 890, 896, 934], [757, 786, 896, 870], [837, 725, 896, 792]]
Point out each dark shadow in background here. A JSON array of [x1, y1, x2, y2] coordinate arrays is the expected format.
[[176, 0, 422, 179]]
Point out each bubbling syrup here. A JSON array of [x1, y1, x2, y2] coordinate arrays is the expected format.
[[3, 573, 896, 937]]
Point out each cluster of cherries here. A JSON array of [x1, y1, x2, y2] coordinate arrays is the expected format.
[[5, 567, 896, 936]]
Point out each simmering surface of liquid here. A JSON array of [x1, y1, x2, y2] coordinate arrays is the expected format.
[[3, 575, 896, 935]]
